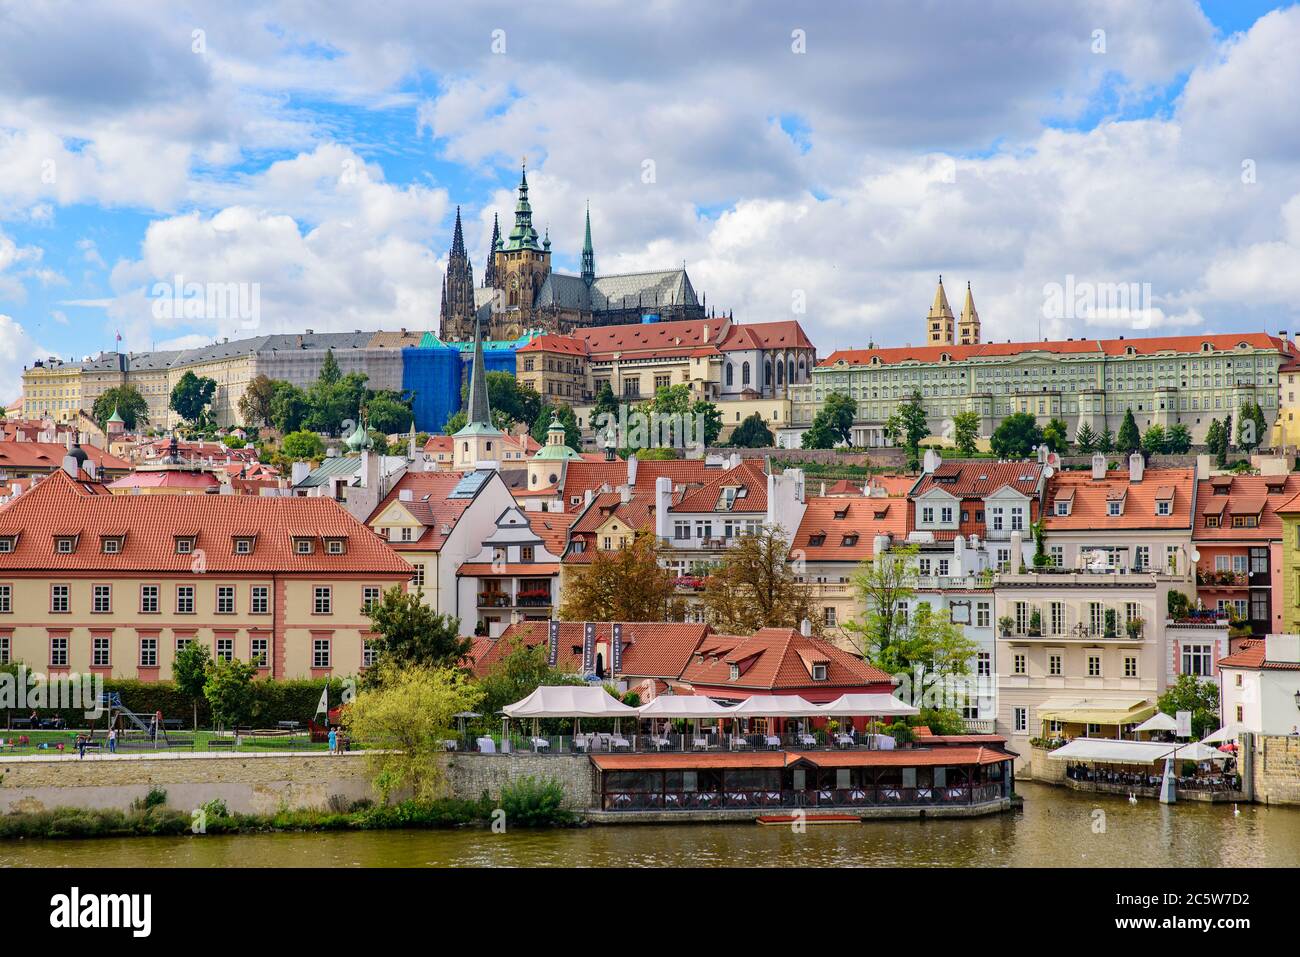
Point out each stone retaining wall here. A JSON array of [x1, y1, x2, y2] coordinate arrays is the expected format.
[[440, 753, 594, 809], [1251, 735, 1300, 806]]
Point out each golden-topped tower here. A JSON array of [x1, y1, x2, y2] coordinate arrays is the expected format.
[[958, 281, 981, 345], [926, 275, 955, 345]]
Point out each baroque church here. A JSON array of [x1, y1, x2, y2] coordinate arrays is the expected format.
[[439, 166, 711, 341]]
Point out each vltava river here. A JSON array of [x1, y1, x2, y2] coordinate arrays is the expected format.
[[3, 784, 1298, 867]]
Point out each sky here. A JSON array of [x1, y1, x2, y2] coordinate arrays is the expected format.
[[2, 0, 1299, 403]]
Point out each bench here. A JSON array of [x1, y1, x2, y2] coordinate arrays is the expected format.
[[8, 718, 33, 730], [162, 718, 184, 731], [207, 738, 236, 751], [276, 721, 301, 731]]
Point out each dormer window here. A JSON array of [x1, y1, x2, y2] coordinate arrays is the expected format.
[[175, 537, 195, 554], [808, 533, 826, 547], [55, 537, 76, 554], [1055, 500, 1070, 516], [0, 536, 17, 553], [833, 507, 849, 520], [234, 538, 254, 555], [841, 533, 859, 547], [1107, 501, 1122, 517], [728, 663, 740, 681], [325, 539, 346, 555], [295, 538, 314, 555], [1156, 501, 1172, 516], [811, 663, 828, 681], [101, 537, 123, 554]]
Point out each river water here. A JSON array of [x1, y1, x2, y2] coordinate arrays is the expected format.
[[3, 783, 1299, 867]]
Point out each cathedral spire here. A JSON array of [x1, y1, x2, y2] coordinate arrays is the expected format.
[[581, 201, 595, 286], [504, 163, 541, 251], [464, 319, 494, 429], [926, 274, 956, 346], [483, 212, 500, 288], [450, 205, 466, 258], [958, 280, 981, 345]]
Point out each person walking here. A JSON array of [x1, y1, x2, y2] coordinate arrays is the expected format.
[[108, 726, 117, 754], [328, 725, 338, 755], [76, 734, 87, 759]]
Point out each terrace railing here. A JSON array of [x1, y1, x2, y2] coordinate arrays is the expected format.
[[599, 783, 1005, 811]]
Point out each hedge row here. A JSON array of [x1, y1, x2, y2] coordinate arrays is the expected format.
[[1, 677, 350, 730]]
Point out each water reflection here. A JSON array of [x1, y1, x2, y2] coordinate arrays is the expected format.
[[2, 784, 1297, 868]]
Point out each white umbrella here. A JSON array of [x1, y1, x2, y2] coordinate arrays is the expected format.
[[818, 693, 919, 717], [1170, 741, 1230, 764], [1133, 711, 1177, 734], [1201, 723, 1248, 745]]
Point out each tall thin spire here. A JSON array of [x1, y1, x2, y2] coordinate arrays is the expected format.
[[504, 163, 540, 251], [465, 318, 493, 428], [958, 280, 981, 345], [483, 212, 501, 288], [450, 205, 466, 258], [581, 201, 596, 285]]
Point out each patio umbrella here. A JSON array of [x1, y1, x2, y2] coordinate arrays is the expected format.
[[1201, 723, 1248, 745]]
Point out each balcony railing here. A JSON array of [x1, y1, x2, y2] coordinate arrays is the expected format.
[[600, 783, 1005, 812]]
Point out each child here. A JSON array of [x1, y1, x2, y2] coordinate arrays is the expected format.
[[108, 727, 117, 754], [328, 726, 338, 755]]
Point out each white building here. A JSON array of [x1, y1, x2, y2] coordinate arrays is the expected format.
[[1218, 634, 1300, 735]]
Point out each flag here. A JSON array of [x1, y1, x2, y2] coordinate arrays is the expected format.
[[315, 686, 329, 721]]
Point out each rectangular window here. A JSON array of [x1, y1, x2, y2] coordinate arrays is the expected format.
[[1049, 545, 1063, 567], [176, 585, 195, 615], [251, 585, 270, 615], [363, 586, 381, 612], [51, 584, 70, 614], [1049, 601, 1064, 636], [1048, 653, 1062, 676], [0, 635, 8, 664], [92, 584, 111, 613], [1181, 644, 1213, 677], [313, 586, 332, 615], [1013, 707, 1027, 733], [411, 563, 425, 587], [313, 638, 331, 669], [326, 539, 345, 555], [976, 602, 990, 628], [1087, 654, 1102, 677], [1013, 653, 1026, 675], [92, 636, 110, 667], [977, 652, 991, 677], [216, 637, 233, 662], [823, 606, 836, 627], [0, 584, 10, 614], [216, 586, 235, 614], [1124, 656, 1138, 678], [363, 641, 378, 668], [140, 585, 159, 614], [50, 636, 68, 667], [139, 637, 158, 668], [234, 538, 252, 555], [1088, 602, 1103, 636], [251, 637, 268, 667]]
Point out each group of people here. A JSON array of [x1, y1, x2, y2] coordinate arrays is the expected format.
[[1066, 764, 1161, 788]]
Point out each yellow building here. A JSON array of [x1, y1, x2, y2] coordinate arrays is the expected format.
[[516, 334, 590, 405], [21, 359, 83, 422], [1274, 495, 1300, 634], [0, 466, 410, 679]]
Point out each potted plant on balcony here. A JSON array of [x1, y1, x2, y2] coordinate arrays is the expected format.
[[1126, 616, 1144, 640], [998, 615, 1015, 637], [1104, 609, 1118, 638], [1028, 608, 1042, 637]]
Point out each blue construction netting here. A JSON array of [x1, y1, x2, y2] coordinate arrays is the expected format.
[[402, 343, 463, 433]]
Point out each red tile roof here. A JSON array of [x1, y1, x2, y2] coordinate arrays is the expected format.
[[560, 458, 743, 510], [0, 441, 133, 473], [474, 620, 712, 680], [366, 472, 479, 551], [718, 320, 814, 353], [1045, 468, 1195, 531], [527, 511, 576, 554], [1217, 638, 1300, 671], [518, 334, 589, 356], [791, 497, 907, 561], [821, 332, 1284, 368], [680, 628, 893, 691], [577, 318, 726, 361], [0, 469, 410, 574], [672, 460, 769, 513], [107, 470, 221, 490], [912, 462, 1044, 499]]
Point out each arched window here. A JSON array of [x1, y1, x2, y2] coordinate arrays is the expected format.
[[726, 363, 734, 386], [776, 361, 784, 384], [742, 362, 751, 385], [787, 359, 795, 383], [798, 358, 806, 379], [765, 360, 772, 385]]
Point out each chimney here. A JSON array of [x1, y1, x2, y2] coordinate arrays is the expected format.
[[626, 453, 638, 487], [84, 460, 98, 481], [584, 489, 595, 508], [923, 448, 942, 473], [1266, 633, 1300, 664], [1009, 530, 1024, 571], [728, 452, 740, 469], [654, 476, 672, 539], [61, 453, 78, 478], [873, 534, 891, 556], [399, 489, 413, 502], [291, 461, 311, 485], [1129, 452, 1144, 483], [619, 485, 632, 505], [1036, 445, 1048, 464], [800, 618, 812, 637], [1091, 452, 1106, 480]]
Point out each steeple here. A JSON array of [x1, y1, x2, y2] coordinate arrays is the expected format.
[[465, 319, 494, 429], [453, 318, 503, 467], [483, 212, 500, 288], [450, 205, 467, 258], [439, 203, 476, 341], [926, 274, 955, 346], [581, 201, 596, 285], [504, 163, 541, 251], [958, 281, 981, 345]]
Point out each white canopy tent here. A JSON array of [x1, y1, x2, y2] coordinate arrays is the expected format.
[[728, 695, 826, 717], [1169, 741, 1231, 764], [818, 694, 919, 717], [503, 685, 639, 719], [1051, 738, 1227, 765], [1201, 723, 1248, 744], [638, 696, 732, 718], [1133, 712, 1177, 734]]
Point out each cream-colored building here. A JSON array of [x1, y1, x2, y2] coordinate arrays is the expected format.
[[0, 465, 411, 680]]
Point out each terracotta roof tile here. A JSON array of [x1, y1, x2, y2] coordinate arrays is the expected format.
[[1045, 468, 1195, 531], [790, 497, 907, 562], [474, 621, 712, 680], [1217, 638, 1300, 671], [1196, 474, 1300, 541], [681, 628, 893, 691]]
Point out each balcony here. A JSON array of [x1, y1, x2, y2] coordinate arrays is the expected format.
[[1196, 570, 1247, 588], [915, 574, 993, 591]]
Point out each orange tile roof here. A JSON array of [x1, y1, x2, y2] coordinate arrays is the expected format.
[[718, 320, 814, 353], [366, 471, 479, 551], [0, 469, 410, 574], [790, 497, 907, 561], [107, 470, 220, 490], [821, 332, 1284, 368], [518, 334, 589, 356], [681, 628, 893, 691], [912, 462, 1044, 499], [577, 318, 726, 361], [0, 441, 133, 473], [1045, 467, 1195, 531], [1217, 638, 1300, 671], [672, 460, 769, 513], [559, 458, 737, 510], [571, 490, 657, 536], [474, 620, 713, 680], [527, 511, 576, 554]]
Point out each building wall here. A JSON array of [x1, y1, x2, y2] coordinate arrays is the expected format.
[[1250, 734, 1300, 805]]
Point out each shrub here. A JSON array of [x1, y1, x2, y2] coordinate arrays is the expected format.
[[498, 776, 573, 827], [887, 723, 916, 746], [130, 786, 168, 812]]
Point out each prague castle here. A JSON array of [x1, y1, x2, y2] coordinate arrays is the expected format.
[[439, 166, 713, 342]]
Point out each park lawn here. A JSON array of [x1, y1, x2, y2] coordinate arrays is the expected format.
[[0, 728, 337, 756]]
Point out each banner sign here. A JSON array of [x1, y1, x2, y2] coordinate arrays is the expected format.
[[547, 620, 559, 667], [582, 622, 596, 675], [612, 623, 623, 677]]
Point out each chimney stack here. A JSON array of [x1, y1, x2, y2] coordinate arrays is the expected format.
[[800, 618, 812, 637], [1129, 452, 1144, 483], [1091, 452, 1106, 480]]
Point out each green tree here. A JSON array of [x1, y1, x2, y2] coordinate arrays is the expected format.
[[169, 371, 217, 425], [803, 391, 856, 449], [1165, 423, 1192, 454], [531, 403, 582, 449], [343, 661, 484, 802], [364, 391, 414, 434], [592, 381, 619, 419], [318, 349, 342, 385], [843, 544, 918, 663], [1075, 422, 1098, 454], [238, 374, 277, 428], [1220, 411, 1234, 467], [1117, 409, 1141, 454], [989, 412, 1043, 459], [1142, 423, 1167, 455], [801, 418, 838, 450], [952, 410, 980, 457], [443, 408, 513, 434], [269, 380, 309, 434], [305, 370, 367, 435], [1098, 426, 1115, 454], [281, 430, 325, 461], [172, 641, 212, 730], [1041, 417, 1071, 454], [1237, 400, 1266, 452], [203, 658, 258, 730], [474, 633, 585, 720], [693, 400, 724, 447], [1157, 673, 1221, 740], [701, 526, 816, 635], [559, 532, 684, 622], [729, 413, 775, 448], [364, 585, 472, 678], [92, 385, 150, 432], [886, 390, 930, 468]]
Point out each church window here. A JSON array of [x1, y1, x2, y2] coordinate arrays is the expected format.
[[742, 362, 750, 385], [726, 364, 734, 386]]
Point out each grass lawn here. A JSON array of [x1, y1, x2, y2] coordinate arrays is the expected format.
[[0, 728, 338, 756]]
